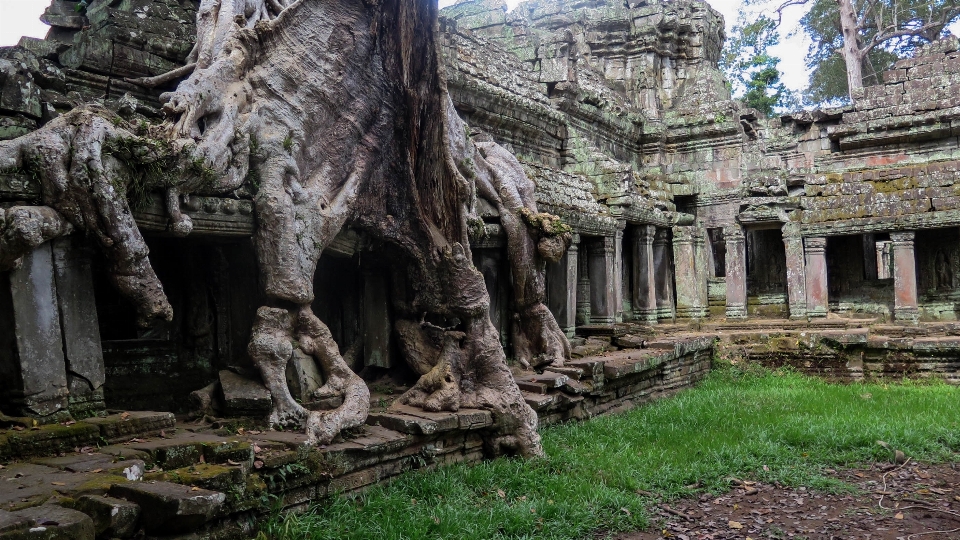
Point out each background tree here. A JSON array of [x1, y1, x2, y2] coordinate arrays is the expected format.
[[721, 16, 799, 115], [774, 0, 960, 103]]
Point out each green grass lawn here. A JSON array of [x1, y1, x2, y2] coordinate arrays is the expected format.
[[260, 367, 960, 539]]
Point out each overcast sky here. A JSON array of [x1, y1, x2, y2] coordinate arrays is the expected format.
[[1, 0, 957, 93]]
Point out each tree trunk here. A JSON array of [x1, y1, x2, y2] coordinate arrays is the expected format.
[[0, 0, 554, 455], [837, 0, 864, 98]]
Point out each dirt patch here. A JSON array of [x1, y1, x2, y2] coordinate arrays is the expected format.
[[619, 461, 960, 540]]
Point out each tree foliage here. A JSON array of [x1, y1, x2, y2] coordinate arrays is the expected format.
[[721, 16, 799, 115], [782, 0, 960, 103]]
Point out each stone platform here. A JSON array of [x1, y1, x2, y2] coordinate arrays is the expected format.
[[0, 335, 713, 540]]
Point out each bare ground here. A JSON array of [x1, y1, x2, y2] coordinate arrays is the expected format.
[[618, 460, 960, 540]]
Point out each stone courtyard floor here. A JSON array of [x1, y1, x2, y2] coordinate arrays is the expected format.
[[620, 460, 960, 540]]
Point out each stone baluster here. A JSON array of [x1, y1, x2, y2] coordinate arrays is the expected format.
[[546, 235, 580, 337], [673, 225, 707, 319], [51, 237, 106, 418], [781, 223, 807, 319], [890, 231, 919, 322], [588, 236, 616, 325], [803, 237, 829, 318], [613, 226, 625, 322], [724, 226, 747, 320], [632, 225, 658, 324], [0, 243, 70, 422], [653, 228, 675, 321], [576, 240, 591, 325]]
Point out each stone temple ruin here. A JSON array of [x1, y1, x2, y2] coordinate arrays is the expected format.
[[0, 0, 959, 535]]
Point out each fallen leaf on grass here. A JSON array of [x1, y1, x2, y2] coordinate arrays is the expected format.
[[496, 489, 505, 498]]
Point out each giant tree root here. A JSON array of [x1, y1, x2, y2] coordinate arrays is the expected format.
[[247, 305, 370, 445], [444, 102, 572, 369], [297, 307, 369, 445]]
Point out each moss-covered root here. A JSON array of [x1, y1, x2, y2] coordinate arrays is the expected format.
[[0, 206, 73, 270]]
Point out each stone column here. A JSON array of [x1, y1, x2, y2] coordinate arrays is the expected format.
[[724, 226, 747, 320], [804, 237, 828, 318], [613, 227, 625, 322], [653, 228, 675, 321], [51, 237, 106, 418], [890, 231, 919, 322], [693, 226, 709, 316], [0, 243, 70, 421], [632, 225, 658, 324], [576, 240, 591, 326], [588, 236, 616, 325], [545, 235, 579, 337], [781, 223, 807, 319], [673, 226, 707, 319]]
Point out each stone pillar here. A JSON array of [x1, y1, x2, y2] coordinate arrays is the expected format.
[[0, 244, 70, 421], [673, 226, 707, 319], [890, 231, 919, 322], [653, 228, 675, 321], [724, 226, 747, 320], [632, 225, 658, 324], [693, 226, 709, 316], [781, 223, 807, 319], [576, 240, 591, 326], [51, 237, 106, 418], [588, 236, 616, 325], [613, 227, 625, 322], [804, 237, 828, 318], [546, 235, 579, 337]]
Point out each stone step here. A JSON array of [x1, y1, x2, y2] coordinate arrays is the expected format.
[[72, 495, 139, 538], [144, 463, 245, 493], [367, 410, 453, 436], [83, 412, 175, 443], [515, 380, 547, 394], [0, 463, 133, 508], [325, 425, 410, 454], [219, 370, 272, 416], [561, 379, 592, 395], [109, 481, 225, 536], [602, 351, 668, 379], [123, 432, 241, 469], [0, 509, 33, 534], [542, 366, 582, 380], [520, 392, 555, 411], [10, 505, 94, 540], [0, 423, 99, 460], [515, 372, 569, 389], [575, 324, 626, 337], [565, 359, 605, 382]]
